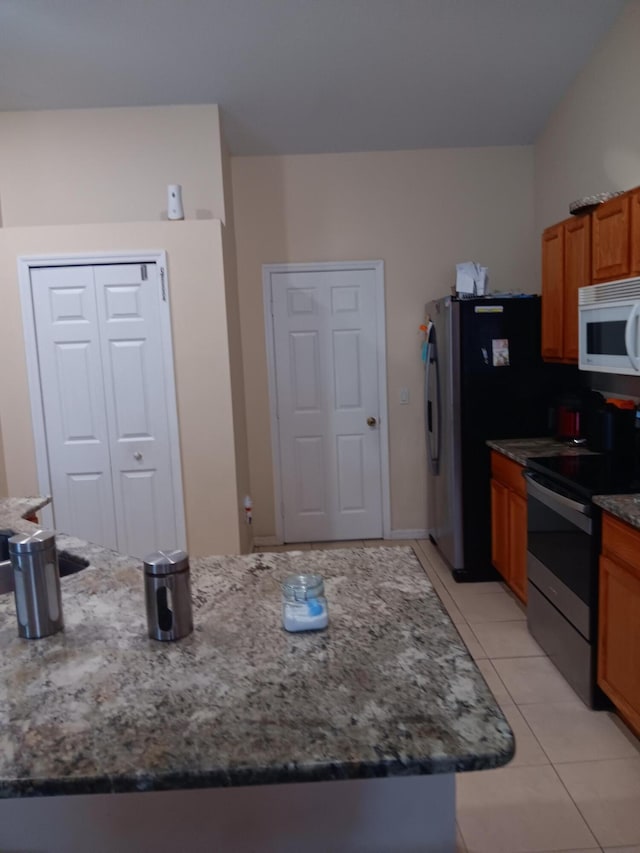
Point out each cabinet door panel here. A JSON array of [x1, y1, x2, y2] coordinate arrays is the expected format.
[[598, 554, 640, 734], [593, 194, 631, 282], [631, 189, 640, 276], [490, 450, 526, 498], [508, 492, 528, 604], [602, 512, 640, 574], [563, 216, 591, 362], [541, 225, 564, 360], [491, 478, 509, 582]]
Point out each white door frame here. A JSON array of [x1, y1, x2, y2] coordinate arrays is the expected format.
[[17, 251, 187, 550], [263, 260, 391, 543]]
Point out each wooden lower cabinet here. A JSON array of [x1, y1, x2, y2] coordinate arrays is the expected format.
[[598, 513, 640, 734], [490, 451, 527, 603], [490, 478, 509, 582], [508, 492, 528, 602]]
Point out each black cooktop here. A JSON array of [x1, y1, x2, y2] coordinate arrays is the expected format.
[[527, 453, 640, 501]]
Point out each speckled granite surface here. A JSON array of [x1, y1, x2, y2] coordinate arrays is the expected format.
[[487, 436, 595, 467], [0, 500, 513, 798], [594, 494, 640, 530]]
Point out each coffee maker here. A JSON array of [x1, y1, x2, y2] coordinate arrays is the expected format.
[[586, 396, 637, 459]]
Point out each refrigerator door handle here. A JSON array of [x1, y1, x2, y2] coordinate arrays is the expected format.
[[424, 328, 441, 475]]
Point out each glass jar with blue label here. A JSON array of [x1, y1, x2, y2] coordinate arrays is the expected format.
[[281, 574, 328, 632]]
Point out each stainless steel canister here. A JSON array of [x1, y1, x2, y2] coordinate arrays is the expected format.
[[9, 530, 64, 639], [143, 550, 193, 641]]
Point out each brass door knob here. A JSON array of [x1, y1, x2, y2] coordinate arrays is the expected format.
[[366, 416, 378, 427]]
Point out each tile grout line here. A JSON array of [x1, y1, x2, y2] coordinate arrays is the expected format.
[[502, 700, 553, 769], [455, 819, 470, 853], [547, 760, 603, 849]]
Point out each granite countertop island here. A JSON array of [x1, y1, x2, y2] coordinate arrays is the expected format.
[[0, 499, 512, 781], [0, 498, 513, 851]]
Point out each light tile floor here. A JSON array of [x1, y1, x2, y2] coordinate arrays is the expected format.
[[254, 538, 640, 853]]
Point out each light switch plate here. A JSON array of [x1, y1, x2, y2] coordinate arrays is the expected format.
[[400, 387, 410, 405]]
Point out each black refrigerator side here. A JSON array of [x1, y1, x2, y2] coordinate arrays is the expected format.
[[456, 297, 571, 581]]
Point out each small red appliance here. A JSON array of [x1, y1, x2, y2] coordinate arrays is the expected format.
[[556, 393, 584, 442]]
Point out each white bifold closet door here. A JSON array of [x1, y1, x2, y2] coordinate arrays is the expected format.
[[30, 263, 182, 558]]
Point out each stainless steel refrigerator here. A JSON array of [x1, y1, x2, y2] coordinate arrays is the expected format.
[[424, 295, 574, 583]]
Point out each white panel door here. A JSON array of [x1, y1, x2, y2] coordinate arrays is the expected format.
[[30, 266, 118, 550], [272, 268, 383, 541], [30, 263, 182, 559], [94, 264, 178, 559]]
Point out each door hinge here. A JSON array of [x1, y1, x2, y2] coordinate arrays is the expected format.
[[160, 267, 167, 301], [140, 263, 148, 281]]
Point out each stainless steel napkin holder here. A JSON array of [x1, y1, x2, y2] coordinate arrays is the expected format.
[[143, 550, 193, 641], [9, 530, 64, 639]]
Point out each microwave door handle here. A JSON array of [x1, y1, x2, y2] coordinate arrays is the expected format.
[[624, 303, 640, 371]]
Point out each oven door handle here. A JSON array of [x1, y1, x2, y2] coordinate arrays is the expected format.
[[524, 472, 592, 534]]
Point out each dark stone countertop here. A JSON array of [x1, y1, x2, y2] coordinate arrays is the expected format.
[[486, 436, 595, 467], [489, 438, 640, 531], [593, 494, 640, 531], [0, 499, 513, 798]]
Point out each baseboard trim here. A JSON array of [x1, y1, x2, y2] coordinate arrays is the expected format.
[[252, 535, 282, 547], [389, 529, 428, 540], [254, 530, 428, 545]]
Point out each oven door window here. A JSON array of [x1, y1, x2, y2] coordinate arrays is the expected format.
[[527, 494, 592, 605]]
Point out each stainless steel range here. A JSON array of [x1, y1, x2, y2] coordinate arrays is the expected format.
[[525, 454, 640, 708]]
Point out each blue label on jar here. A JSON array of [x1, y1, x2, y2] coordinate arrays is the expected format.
[[307, 598, 323, 616]]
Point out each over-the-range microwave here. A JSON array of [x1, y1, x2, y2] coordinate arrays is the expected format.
[[579, 277, 640, 375]]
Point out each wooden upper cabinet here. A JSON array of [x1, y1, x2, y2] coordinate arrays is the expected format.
[[631, 188, 640, 276], [541, 224, 564, 360], [563, 215, 591, 362], [593, 193, 631, 282]]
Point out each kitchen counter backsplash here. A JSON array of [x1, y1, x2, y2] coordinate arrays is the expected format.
[[0, 498, 514, 798]]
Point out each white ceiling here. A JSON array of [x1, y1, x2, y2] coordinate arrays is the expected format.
[[0, 0, 626, 156]]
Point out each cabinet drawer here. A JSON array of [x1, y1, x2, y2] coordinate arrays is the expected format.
[[602, 512, 640, 576], [490, 451, 526, 498]]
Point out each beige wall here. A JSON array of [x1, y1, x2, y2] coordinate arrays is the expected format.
[[0, 220, 242, 557], [221, 137, 253, 553], [231, 146, 536, 538], [535, 0, 640, 232], [0, 106, 225, 227], [0, 419, 7, 498]]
